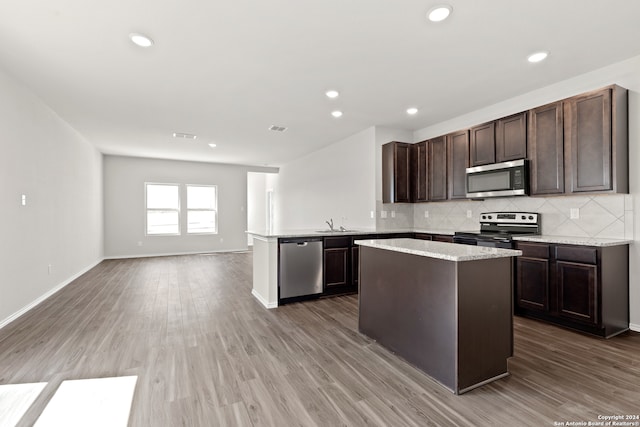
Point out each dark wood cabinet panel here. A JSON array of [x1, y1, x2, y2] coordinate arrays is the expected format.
[[351, 246, 359, 287], [564, 89, 612, 192], [324, 248, 349, 288], [556, 261, 598, 325], [529, 102, 565, 195], [447, 130, 469, 199], [382, 141, 412, 203], [413, 141, 429, 202], [564, 86, 627, 194], [432, 234, 454, 243], [516, 241, 628, 338], [516, 257, 550, 311], [496, 112, 527, 162], [469, 122, 495, 166], [413, 233, 433, 241], [428, 136, 448, 201]]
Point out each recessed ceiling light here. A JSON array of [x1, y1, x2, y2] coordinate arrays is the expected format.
[[407, 107, 419, 115], [331, 111, 343, 118], [129, 33, 154, 48], [527, 51, 549, 63], [427, 5, 452, 22], [208, 143, 217, 148], [326, 90, 339, 99]]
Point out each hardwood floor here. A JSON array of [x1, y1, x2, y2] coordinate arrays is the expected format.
[[1, 252, 639, 426]]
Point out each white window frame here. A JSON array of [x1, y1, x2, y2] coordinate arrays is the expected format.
[[186, 184, 218, 235], [145, 183, 181, 236]]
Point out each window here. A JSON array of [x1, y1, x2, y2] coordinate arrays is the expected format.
[[187, 185, 217, 234], [146, 184, 180, 235]]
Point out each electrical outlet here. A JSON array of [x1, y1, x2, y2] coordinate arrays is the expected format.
[[370, 210, 375, 219], [381, 210, 388, 219], [466, 210, 472, 218], [391, 211, 396, 218], [570, 208, 580, 219], [21, 194, 27, 206], [424, 210, 429, 218]]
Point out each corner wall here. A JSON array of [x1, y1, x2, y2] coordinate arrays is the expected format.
[[0, 67, 104, 327], [275, 127, 378, 231]]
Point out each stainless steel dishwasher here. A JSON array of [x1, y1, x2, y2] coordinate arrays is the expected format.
[[279, 238, 323, 300]]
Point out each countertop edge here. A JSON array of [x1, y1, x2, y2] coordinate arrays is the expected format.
[[355, 238, 522, 262]]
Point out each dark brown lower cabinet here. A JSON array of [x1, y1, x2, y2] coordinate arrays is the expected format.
[[556, 261, 597, 325], [324, 248, 348, 287], [515, 241, 628, 338], [324, 236, 352, 294], [516, 257, 550, 312]]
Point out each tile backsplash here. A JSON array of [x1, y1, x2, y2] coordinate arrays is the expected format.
[[378, 194, 633, 239]]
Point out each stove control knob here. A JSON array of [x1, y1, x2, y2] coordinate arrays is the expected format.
[[481, 215, 486, 220], [529, 215, 534, 220], [521, 215, 526, 220], [488, 215, 493, 219]]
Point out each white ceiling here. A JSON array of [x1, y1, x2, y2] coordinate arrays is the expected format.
[[1, 0, 640, 167]]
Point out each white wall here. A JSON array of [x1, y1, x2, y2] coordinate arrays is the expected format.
[[410, 54, 640, 330], [275, 127, 378, 231], [104, 156, 276, 257], [0, 67, 103, 327], [247, 172, 278, 245]]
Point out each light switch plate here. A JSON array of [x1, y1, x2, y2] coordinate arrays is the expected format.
[[570, 208, 580, 219], [391, 211, 396, 218], [381, 210, 388, 219], [424, 211, 429, 218]]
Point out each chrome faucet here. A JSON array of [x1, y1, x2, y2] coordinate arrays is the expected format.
[[325, 218, 334, 231]]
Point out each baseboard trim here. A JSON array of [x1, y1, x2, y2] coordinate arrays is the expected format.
[[105, 248, 249, 260], [630, 323, 640, 333], [251, 289, 277, 309], [0, 258, 104, 331]]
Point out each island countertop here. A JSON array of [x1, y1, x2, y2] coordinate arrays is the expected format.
[[355, 238, 522, 262]]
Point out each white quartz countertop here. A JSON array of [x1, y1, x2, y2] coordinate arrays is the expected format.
[[513, 235, 631, 247], [246, 228, 465, 239], [355, 238, 522, 262]]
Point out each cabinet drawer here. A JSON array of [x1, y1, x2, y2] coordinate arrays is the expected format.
[[516, 242, 550, 259], [324, 236, 351, 249], [555, 246, 597, 264]]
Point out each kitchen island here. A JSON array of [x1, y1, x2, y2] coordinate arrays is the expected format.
[[356, 238, 522, 394]]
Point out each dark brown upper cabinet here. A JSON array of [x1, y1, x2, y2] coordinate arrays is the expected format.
[[564, 85, 628, 194], [529, 101, 565, 195], [412, 140, 429, 202], [469, 122, 495, 166], [429, 136, 448, 201], [382, 141, 412, 203], [496, 112, 527, 162], [447, 130, 469, 199]]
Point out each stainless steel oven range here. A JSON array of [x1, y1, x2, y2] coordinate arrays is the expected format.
[[453, 212, 541, 249]]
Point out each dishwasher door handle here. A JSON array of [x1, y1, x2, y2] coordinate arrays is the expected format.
[[297, 242, 308, 247]]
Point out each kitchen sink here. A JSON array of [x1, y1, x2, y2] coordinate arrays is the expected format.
[[315, 229, 357, 233]]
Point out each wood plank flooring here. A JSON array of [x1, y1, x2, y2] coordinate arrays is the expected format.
[[1, 252, 640, 426]]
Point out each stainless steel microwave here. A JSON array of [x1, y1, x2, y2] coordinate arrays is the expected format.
[[466, 159, 529, 198]]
